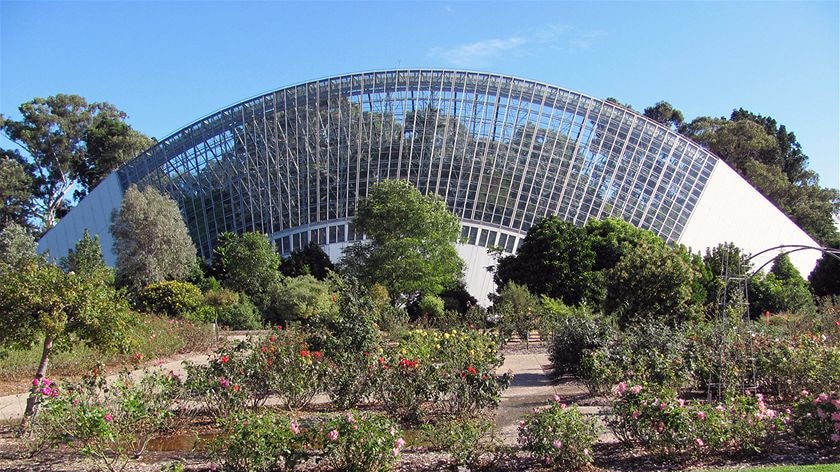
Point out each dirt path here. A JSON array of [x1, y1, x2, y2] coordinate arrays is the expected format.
[[0, 334, 252, 422]]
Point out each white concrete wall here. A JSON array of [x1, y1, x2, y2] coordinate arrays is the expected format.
[[679, 160, 820, 277], [37, 173, 123, 266]]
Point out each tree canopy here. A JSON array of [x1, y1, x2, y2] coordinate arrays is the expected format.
[[111, 185, 196, 293], [341, 179, 464, 302], [667, 105, 840, 244], [0, 94, 153, 231], [211, 231, 282, 320], [495, 216, 601, 306]]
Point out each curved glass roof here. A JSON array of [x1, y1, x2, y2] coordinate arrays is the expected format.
[[118, 70, 718, 258]]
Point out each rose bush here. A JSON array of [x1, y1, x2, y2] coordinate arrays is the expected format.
[[518, 399, 599, 471]]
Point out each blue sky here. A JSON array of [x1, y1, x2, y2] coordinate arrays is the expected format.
[[2, 1, 838, 190]]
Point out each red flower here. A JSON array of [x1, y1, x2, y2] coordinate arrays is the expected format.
[[399, 358, 419, 368], [300, 350, 310, 357], [221, 355, 230, 364], [313, 351, 323, 360], [267, 359, 273, 366], [466, 366, 478, 376], [233, 384, 240, 392], [270, 336, 276, 342]]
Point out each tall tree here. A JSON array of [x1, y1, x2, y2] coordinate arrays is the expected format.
[[681, 112, 840, 244], [643, 101, 684, 130], [0, 149, 36, 231], [111, 185, 196, 293], [809, 238, 840, 297], [341, 179, 464, 303], [0, 94, 152, 230], [495, 216, 602, 306], [211, 231, 282, 319], [60, 229, 111, 282], [604, 242, 703, 327], [280, 241, 335, 280], [0, 231, 130, 433]]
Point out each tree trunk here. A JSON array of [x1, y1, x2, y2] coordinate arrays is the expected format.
[[19, 335, 54, 436]]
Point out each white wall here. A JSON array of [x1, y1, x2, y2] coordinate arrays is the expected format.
[[37, 173, 123, 266], [679, 160, 820, 277]]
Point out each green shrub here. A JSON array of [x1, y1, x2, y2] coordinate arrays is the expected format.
[[792, 391, 840, 446], [549, 313, 612, 377], [321, 411, 404, 472], [578, 321, 696, 396], [518, 401, 600, 470], [422, 418, 511, 470], [210, 411, 309, 472], [308, 275, 384, 408], [184, 329, 329, 416], [31, 370, 184, 472], [380, 328, 508, 420], [253, 327, 329, 410], [204, 289, 262, 330], [609, 383, 791, 454], [182, 342, 255, 418], [137, 280, 204, 320]]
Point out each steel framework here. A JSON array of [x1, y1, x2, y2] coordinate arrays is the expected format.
[[116, 70, 718, 259]]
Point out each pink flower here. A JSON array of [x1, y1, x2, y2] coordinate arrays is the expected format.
[[32, 378, 40, 387], [832, 399, 840, 409], [696, 411, 706, 421], [616, 382, 627, 396], [630, 385, 643, 395], [818, 408, 827, 419], [716, 404, 726, 412], [559, 403, 568, 410], [583, 448, 590, 456], [552, 439, 562, 449], [104, 413, 113, 422], [392, 447, 401, 457], [41, 387, 53, 397], [328, 429, 339, 441], [677, 398, 685, 407], [632, 411, 640, 420], [518, 420, 526, 428], [834, 422, 840, 431], [346, 412, 355, 424], [831, 433, 840, 443], [553, 394, 562, 403], [818, 393, 830, 403], [659, 403, 667, 411], [695, 438, 704, 447], [219, 378, 230, 389], [290, 421, 300, 434], [395, 438, 406, 449], [801, 389, 810, 398]]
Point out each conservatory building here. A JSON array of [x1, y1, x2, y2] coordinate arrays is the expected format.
[[38, 70, 820, 304]]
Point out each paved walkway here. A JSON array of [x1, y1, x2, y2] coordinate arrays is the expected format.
[[495, 348, 612, 444]]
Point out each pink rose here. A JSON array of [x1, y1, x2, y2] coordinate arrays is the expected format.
[[328, 429, 339, 441], [104, 413, 113, 422], [696, 411, 706, 421], [616, 382, 627, 396]]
